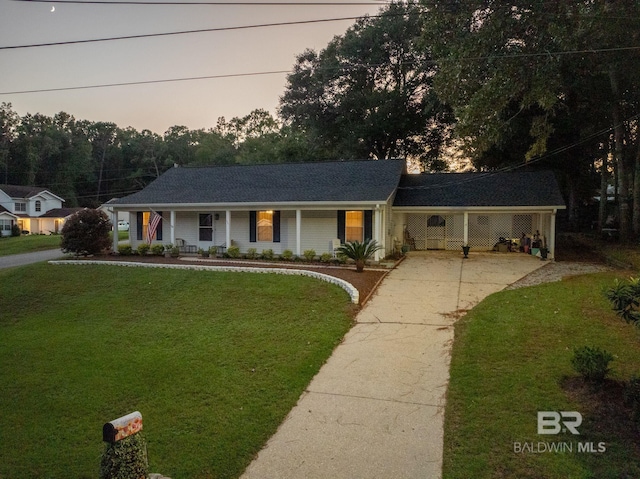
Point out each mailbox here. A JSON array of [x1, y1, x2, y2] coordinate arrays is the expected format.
[[103, 411, 143, 443]]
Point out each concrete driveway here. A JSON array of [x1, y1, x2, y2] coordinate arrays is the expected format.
[[241, 251, 545, 479], [0, 249, 66, 270]]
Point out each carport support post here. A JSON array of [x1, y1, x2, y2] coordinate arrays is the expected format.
[[112, 210, 119, 252], [549, 209, 557, 259], [374, 206, 382, 261], [463, 212, 469, 246]]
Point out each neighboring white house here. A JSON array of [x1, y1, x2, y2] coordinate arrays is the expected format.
[[0, 185, 84, 236], [106, 160, 567, 259]]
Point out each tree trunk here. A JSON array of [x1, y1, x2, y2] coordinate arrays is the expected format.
[[598, 150, 609, 231], [633, 139, 640, 236], [610, 67, 630, 240]]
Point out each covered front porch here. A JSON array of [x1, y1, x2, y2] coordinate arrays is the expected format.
[[111, 205, 390, 261]]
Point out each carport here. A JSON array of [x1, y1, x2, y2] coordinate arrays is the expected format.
[[391, 171, 565, 258]]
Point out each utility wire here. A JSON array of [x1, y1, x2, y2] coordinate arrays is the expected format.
[[0, 13, 397, 50], [3, 44, 640, 95], [0, 70, 290, 95], [13, 0, 389, 4]]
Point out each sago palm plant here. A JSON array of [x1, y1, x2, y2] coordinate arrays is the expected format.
[[336, 239, 383, 272]]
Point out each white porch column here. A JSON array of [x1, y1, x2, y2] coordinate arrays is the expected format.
[[374, 206, 382, 261], [549, 209, 557, 259], [296, 209, 302, 256], [170, 210, 176, 244], [463, 211, 469, 246], [112, 210, 119, 251], [225, 210, 231, 248]]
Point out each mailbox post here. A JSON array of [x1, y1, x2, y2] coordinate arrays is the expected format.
[[100, 411, 148, 479]]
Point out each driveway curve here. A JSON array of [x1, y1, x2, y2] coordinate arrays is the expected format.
[[0, 249, 66, 270], [241, 251, 546, 479]]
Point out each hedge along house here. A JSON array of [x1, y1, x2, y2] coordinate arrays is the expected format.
[[107, 160, 406, 261], [107, 160, 566, 259], [392, 171, 566, 256]]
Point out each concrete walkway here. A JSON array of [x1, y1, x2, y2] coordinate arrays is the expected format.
[[241, 251, 545, 479]]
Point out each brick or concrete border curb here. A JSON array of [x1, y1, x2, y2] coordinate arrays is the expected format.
[[48, 260, 359, 304]]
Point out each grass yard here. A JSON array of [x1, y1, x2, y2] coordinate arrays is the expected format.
[[0, 234, 62, 256], [0, 263, 354, 479], [443, 270, 640, 479]]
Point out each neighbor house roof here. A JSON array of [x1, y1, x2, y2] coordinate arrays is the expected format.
[[393, 171, 566, 208], [39, 207, 85, 218], [110, 159, 406, 206], [0, 184, 63, 200]]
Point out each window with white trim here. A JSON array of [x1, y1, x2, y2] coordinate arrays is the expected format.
[[35, 200, 41, 212], [345, 211, 364, 242], [15, 202, 26, 212]]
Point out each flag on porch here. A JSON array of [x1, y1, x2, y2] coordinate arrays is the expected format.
[[146, 211, 161, 244]]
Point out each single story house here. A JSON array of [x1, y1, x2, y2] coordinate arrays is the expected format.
[[0, 185, 83, 236], [106, 160, 566, 260]]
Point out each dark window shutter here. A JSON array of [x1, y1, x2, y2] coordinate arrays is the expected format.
[[136, 212, 143, 240], [364, 210, 373, 241], [273, 211, 281, 243], [337, 210, 345, 243], [157, 211, 163, 241], [249, 211, 256, 242]]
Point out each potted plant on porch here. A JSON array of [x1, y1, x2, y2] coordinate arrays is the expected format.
[[335, 239, 383, 273]]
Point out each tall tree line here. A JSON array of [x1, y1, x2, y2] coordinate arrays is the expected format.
[[0, 104, 314, 207]]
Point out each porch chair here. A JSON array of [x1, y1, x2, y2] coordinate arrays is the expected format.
[[331, 238, 342, 257], [403, 228, 416, 251]]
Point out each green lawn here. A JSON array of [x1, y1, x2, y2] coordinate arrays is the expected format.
[[0, 232, 129, 256], [0, 263, 354, 479], [443, 271, 640, 479], [0, 234, 62, 256]]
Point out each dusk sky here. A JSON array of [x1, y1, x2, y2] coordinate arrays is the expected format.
[[0, 0, 384, 133]]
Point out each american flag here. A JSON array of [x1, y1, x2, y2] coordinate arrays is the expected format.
[[146, 211, 161, 244]]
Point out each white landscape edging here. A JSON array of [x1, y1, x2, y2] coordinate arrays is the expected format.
[[48, 260, 360, 304]]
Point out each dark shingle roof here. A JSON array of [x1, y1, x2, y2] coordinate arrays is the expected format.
[[39, 207, 85, 218], [110, 160, 406, 206], [0, 185, 52, 198], [393, 171, 566, 208]]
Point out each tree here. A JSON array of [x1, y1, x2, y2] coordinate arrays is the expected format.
[[424, 0, 640, 234], [336, 239, 383, 272], [280, 1, 453, 169], [0, 103, 19, 184], [61, 209, 111, 256]]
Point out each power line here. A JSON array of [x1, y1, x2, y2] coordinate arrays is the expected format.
[[0, 13, 397, 50], [0, 70, 290, 95], [13, 0, 389, 4], [3, 43, 640, 96]]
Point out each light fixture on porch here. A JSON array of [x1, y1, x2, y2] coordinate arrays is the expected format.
[[214, 213, 220, 220]]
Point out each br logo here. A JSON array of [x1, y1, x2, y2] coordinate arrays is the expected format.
[[537, 411, 582, 435]]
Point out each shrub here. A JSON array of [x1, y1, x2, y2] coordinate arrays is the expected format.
[[151, 244, 165, 256], [303, 249, 316, 262], [261, 249, 274, 260], [606, 277, 640, 324], [11, 224, 21, 237], [336, 239, 383, 272], [227, 245, 240, 258], [571, 346, 614, 382], [117, 245, 133, 256], [280, 249, 293, 261], [99, 433, 148, 479], [137, 244, 150, 256], [61, 209, 111, 256], [246, 247, 258, 259], [320, 253, 333, 263]]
